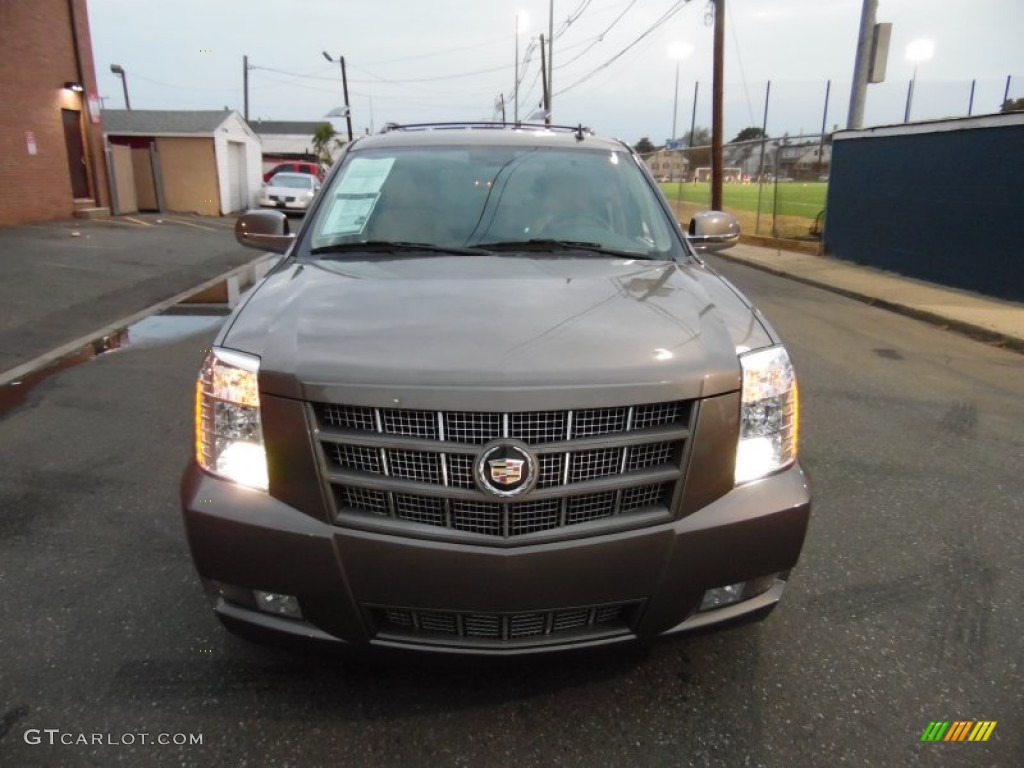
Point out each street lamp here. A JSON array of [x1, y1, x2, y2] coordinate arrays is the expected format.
[[667, 42, 693, 142], [322, 52, 354, 141], [904, 38, 934, 122], [110, 64, 131, 110]]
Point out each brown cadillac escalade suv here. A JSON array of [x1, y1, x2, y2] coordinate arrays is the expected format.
[[180, 123, 810, 656]]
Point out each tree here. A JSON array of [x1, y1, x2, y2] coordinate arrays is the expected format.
[[311, 123, 342, 169], [1000, 97, 1024, 113], [681, 127, 712, 173], [730, 126, 767, 143], [683, 127, 711, 148], [633, 137, 655, 155]]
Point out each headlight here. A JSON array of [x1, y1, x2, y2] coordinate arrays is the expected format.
[[735, 346, 798, 484], [194, 348, 269, 490]]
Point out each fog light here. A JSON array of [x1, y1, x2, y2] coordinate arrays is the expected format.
[[700, 582, 746, 611], [253, 590, 303, 619], [699, 575, 779, 612], [210, 580, 257, 610]]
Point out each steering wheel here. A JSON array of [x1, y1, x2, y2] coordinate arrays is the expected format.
[[535, 213, 610, 239]]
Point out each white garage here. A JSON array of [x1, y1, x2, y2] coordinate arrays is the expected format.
[[105, 110, 262, 215]]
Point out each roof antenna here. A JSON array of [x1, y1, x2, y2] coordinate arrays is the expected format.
[[575, 123, 585, 141]]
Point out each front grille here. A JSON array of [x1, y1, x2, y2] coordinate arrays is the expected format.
[[319, 402, 686, 443], [371, 602, 638, 644], [315, 401, 693, 541]]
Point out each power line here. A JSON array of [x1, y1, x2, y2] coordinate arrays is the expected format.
[[128, 72, 235, 92], [249, 64, 339, 82], [362, 35, 509, 66], [726, 1, 757, 128], [554, 0, 594, 40], [348, 62, 510, 84], [555, 0, 693, 96], [556, 0, 639, 70]]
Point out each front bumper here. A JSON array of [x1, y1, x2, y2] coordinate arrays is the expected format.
[[258, 199, 310, 212], [180, 463, 810, 657]]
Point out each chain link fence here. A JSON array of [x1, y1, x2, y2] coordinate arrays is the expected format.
[[639, 73, 1023, 241], [643, 135, 830, 241]]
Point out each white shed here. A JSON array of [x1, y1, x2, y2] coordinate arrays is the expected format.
[[104, 110, 262, 215]]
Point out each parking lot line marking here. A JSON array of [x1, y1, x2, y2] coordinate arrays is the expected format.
[[122, 216, 152, 227], [163, 217, 219, 232]]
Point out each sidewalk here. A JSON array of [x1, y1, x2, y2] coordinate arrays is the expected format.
[[0, 213, 262, 380], [714, 244, 1024, 353]]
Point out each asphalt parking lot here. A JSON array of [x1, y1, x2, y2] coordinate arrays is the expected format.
[[0, 251, 1020, 767]]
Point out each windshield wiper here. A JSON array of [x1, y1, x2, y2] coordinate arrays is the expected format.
[[310, 240, 492, 257], [476, 239, 660, 260]]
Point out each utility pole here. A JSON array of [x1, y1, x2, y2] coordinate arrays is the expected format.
[[540, 33, 550, 124], [671, 61, 680, 141], [847, 0, 877, 129], [548, 0, 554, 124], [243, 55, 249, 121], [514, 15, 519, 123], [689, 81, 698, 148], [818, 79, 831, 174], [711, 0, 724, 210]]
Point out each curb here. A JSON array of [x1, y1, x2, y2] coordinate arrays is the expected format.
[[712, 251, 1024, 355], [0, 253, 278, 388], [738, 233, 821, 256]]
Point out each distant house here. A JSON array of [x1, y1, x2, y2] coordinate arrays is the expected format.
[[104, 110, 261, 215], [642, 148, 689, 181], [723, 139, 778, 179], [249, 120, 345, 174], [775, 139, 831, 179]]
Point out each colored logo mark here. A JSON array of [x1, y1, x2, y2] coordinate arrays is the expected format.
[[921, 721, 997, 742]]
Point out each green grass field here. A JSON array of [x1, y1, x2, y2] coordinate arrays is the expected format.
[[658, 181, 828, 220]]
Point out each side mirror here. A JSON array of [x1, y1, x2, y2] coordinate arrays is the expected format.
[[235, 210, 295, 254], [687, 211, 740, 252]]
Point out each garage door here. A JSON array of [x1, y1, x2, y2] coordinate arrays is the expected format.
[[226, 141, 247, 213]]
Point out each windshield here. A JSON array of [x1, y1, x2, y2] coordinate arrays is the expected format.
[[306, 145, 685, 259], [269, 174, 314, 189]]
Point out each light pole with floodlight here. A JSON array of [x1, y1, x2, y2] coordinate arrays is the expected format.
[[904, 38, 934, 123], [110, 64, 130, 110], [667, 42, 694, 142], [322, 52, 354, 141]]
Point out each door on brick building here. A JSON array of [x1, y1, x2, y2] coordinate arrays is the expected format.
[[62, 109, 89, 199]]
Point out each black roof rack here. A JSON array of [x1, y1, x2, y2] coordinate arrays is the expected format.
[[381, 121, 592, 140]]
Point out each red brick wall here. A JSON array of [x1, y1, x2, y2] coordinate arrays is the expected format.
[[0, 0, 109, 227]]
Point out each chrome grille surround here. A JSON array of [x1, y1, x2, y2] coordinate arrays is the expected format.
[[313, 400, 694, 542], [370, 601, 641, 645]]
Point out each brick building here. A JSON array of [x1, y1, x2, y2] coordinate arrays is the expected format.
[[0, 0, 110, 227]]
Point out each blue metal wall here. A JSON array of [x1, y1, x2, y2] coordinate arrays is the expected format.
[[824, 118, 1024, 303]]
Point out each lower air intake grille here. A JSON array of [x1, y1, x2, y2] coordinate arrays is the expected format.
[[371, 602, 640, 644]]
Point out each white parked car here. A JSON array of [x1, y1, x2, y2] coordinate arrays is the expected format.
[[258, 172, 321, 214]]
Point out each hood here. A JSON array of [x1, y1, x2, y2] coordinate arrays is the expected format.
[[220, 256, 772, 411]]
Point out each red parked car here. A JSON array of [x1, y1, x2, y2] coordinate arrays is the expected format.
[[262, 161, 322, 182]]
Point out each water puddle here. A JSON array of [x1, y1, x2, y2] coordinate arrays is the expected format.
[[123, 306, 229, 348], [0, 307, 229, 419]]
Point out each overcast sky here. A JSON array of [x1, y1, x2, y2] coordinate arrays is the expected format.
[[87, 0, 1023, 144]]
